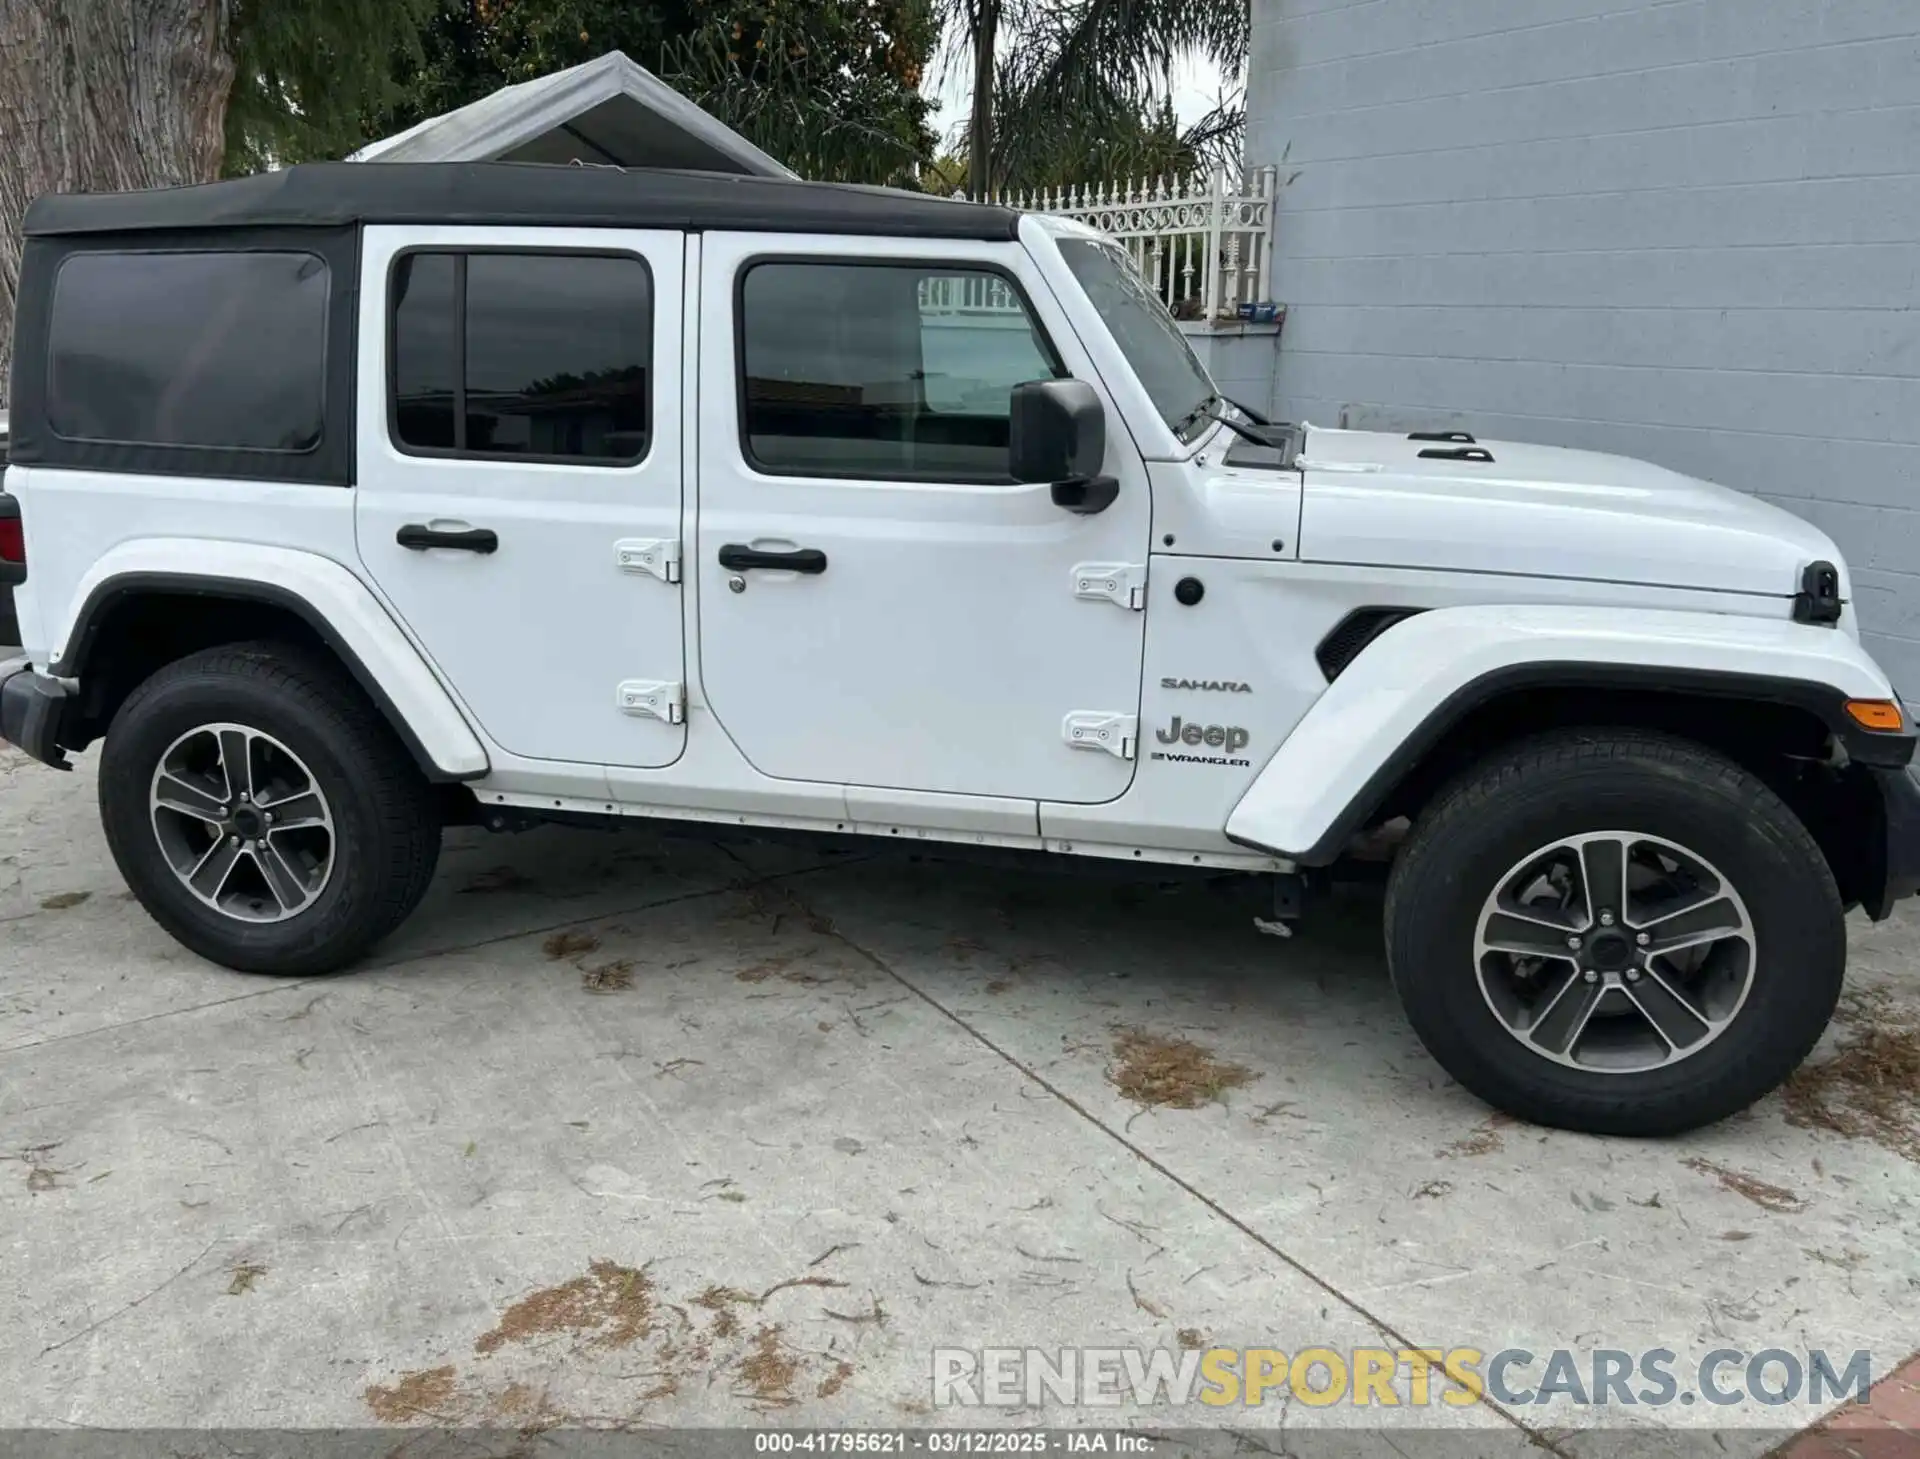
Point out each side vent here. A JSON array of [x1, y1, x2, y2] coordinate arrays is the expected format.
[[1408, 430, 1475, 444], [1315, 608, 1423, 681]]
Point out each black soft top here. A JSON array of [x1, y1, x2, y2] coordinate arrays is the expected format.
[[23, 161, 1022, 242]]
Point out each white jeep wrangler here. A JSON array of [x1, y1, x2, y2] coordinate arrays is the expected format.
[[3, 162, 1916, 1137]]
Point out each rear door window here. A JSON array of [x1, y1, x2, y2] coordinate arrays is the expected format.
[[389, 250, 652, 464]]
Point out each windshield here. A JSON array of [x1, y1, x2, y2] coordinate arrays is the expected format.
[[1056, 238, 1217, 443]]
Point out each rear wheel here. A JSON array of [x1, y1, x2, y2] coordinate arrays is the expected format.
[[100, 642, 441, 975], [1385, 729, 1845, 1135]]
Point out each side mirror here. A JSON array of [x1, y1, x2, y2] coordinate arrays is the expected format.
[[1009, 379, 1119, 515]]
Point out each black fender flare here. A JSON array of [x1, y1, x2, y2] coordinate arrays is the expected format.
[[51, 571, 485, 783]]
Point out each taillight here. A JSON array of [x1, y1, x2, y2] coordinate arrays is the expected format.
[[0, 512, 21, 565]]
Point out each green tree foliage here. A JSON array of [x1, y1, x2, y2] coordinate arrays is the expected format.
[[953, 92, 1245, 196], [354, 0, 938, 186], [224, 0, 440, 173], [662, 0, 938, 185], [225, 0, 1220, 193], [934, 0, 1249, 196]]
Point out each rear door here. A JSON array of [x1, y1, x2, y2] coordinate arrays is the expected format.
[[693, 232, 1152, 804], [355, 225, 687, 768]]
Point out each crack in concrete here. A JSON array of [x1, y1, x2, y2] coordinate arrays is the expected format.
[[39, 1239, 221, 1358], [0, 858, 854, 1064], [786, 888, 1572, 1456]]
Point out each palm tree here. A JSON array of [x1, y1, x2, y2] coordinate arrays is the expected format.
[[937, 0, 1249, 197]]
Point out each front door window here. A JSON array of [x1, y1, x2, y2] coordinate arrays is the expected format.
[[738, 260, 1064, 483]]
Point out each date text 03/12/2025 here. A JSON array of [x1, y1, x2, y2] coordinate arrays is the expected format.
[[752, 1436, 1151, 1454]]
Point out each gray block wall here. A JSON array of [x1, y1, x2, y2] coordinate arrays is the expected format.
[[1246, 0, 1920, 697], [1179, 322, 1285, 420]]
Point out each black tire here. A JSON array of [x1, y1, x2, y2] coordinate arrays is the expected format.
[[99, 641, 441, 975], [1384, 729, 1845, 1136]]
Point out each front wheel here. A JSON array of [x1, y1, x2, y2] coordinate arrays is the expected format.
[[100, 642, 441, 975], [1385, 730, 1845, 1136]]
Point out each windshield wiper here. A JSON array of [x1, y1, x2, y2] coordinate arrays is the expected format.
[[1175, 395, 1271, 447]]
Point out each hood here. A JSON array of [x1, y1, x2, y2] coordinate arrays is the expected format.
[[1295, 427, 1842, 603]]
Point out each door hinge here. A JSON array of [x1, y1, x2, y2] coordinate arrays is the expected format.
[[615, 538, 681, 583], [1071, 561, 1146, 611], [617, 680, 685, 724], [1062, 711, 1137, 760]]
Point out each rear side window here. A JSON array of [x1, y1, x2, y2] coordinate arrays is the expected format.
[[390, 250, 652, 464], [47, 251, 328, 451], [738, 260, 1063, 482]]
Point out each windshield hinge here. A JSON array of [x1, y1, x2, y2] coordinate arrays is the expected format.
[[1062, 711, 1137, 760], [1071, 561, 1146, 611], [615, 538, 681, 584]]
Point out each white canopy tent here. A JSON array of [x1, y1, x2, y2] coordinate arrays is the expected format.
[[349, 50, 793, 177]]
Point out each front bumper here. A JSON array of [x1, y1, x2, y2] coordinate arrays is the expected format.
[[0, 659, 70, 770], [1867, 763, 1920, 918]]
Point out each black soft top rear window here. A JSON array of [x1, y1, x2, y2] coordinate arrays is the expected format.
[[4, 226, 359, 486], [49, 250, 329, 453]]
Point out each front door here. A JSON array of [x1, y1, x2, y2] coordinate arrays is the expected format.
[[695, 233, 1151, 803], [355, 225, 687, 769]]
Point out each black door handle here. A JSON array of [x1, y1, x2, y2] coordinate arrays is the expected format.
[[397, 524, 499, 554], [718, 544, 828, 574]]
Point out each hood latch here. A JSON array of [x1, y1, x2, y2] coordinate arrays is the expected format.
[[1792, 560, 1843, 626]]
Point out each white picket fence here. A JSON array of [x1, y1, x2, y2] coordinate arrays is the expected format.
[[920, 273, 1026, 317], [959, 166, 1278, 321]]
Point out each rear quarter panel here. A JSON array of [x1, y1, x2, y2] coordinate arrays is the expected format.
[[7, 465, 359, 666]]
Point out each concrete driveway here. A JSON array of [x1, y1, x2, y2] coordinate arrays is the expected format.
[[3, 741, 1917, 1454]]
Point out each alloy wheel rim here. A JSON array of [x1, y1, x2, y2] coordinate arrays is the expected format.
[[148, 723, 336, 924], [1473, 831, 1756, 1074]]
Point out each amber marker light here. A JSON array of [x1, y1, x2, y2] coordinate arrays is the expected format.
[[1844, 699, 1906, 732]]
